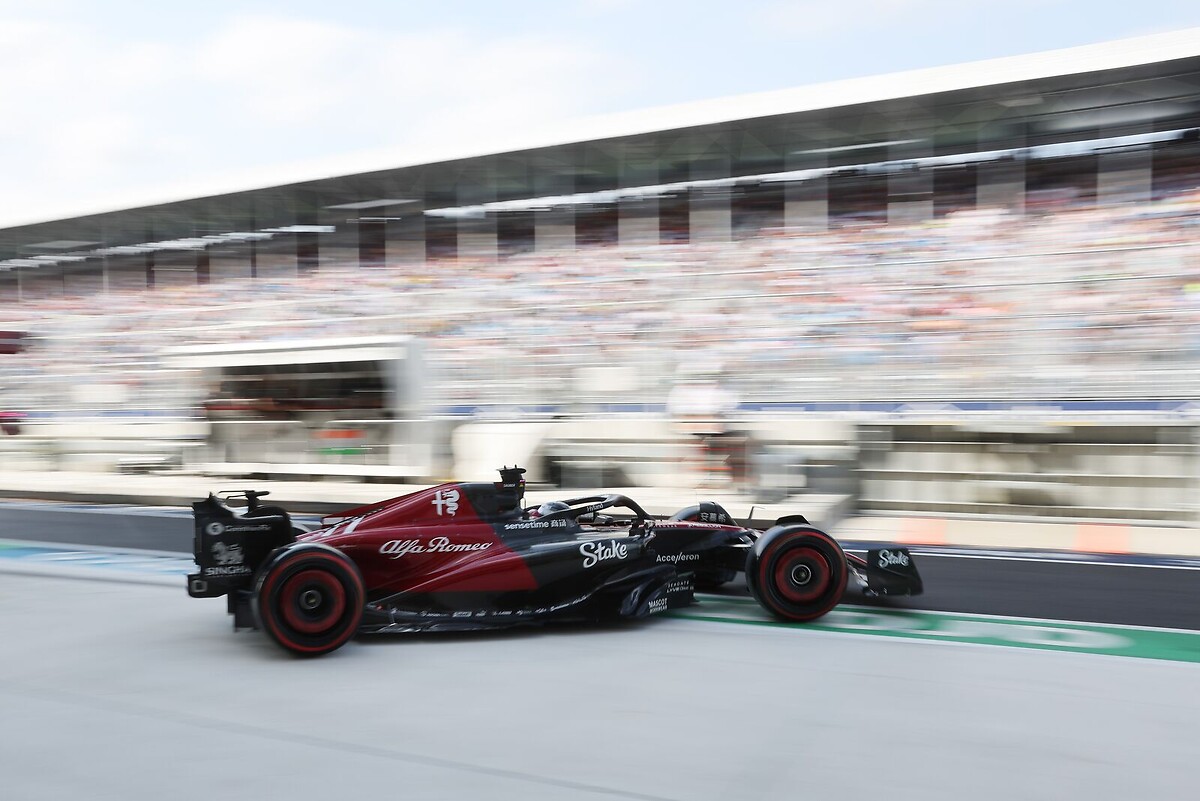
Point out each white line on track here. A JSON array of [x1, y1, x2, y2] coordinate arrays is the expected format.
[[0, 537, 189, 558], [0, 501, 190, 515], [694, 595, 1200, 636], [903, 550, 1200, 570]]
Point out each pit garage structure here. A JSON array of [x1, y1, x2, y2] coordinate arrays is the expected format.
[[160, 336, 430, 478]]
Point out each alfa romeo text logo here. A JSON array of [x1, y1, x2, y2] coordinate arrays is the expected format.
[[379, 536, 492, 559]]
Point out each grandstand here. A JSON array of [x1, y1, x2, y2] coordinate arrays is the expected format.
[[2, 30, 1200, 522], [4, 207, 1200, 415]]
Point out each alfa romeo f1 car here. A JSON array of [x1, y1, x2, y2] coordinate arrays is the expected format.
[[188, 467, 923, 656]]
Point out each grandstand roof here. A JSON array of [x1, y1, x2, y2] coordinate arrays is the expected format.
[[3, 26, 1200, 245]]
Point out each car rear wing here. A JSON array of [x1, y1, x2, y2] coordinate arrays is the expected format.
[[187, 492, 295, 599]]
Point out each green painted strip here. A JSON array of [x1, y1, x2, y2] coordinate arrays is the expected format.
[[671, 597, 1200, 664]]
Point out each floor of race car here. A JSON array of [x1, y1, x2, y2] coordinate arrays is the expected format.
[[0, 573, 1195, 801]]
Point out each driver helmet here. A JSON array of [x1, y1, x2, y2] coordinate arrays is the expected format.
[[531, 501, 570, 518]]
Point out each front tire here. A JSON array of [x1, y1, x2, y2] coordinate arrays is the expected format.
[[256, 544, 364, 657], [746, 528, 848, 622]]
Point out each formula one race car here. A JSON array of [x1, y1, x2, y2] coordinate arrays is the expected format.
[[187, 467, 922, 656]]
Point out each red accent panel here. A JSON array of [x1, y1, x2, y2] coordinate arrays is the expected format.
[[404, 551, 541, 593], [347, 522, 540, 595]]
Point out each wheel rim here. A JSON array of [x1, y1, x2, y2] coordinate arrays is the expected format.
[[772, 546, 831, 604], [279, 569, 347, 635]]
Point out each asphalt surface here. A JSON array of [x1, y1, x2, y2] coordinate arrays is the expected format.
[[0, 501, 209, 551], [2, 500, 1198, 630], [1, 572, 1196, 801], [847, 550, 1200, 631], [701, 551, 1200, 631], [3, 503, 1197, 801]]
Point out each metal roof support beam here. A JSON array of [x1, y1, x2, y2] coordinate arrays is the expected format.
[[785, 138, 829, 230], [617, 147, 658, 247], [385, 213, 425, 267], [888, 137, 934, 225], [1098, 121, 1153, 206], [534, 208, 575, 254]]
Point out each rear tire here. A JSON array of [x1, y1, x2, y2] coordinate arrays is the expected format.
[[256, 544, 364, 657], [746, 528, 847, 622]]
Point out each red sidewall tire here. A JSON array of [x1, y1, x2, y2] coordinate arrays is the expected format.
[[256, 546, 364, 657], [747, 528, 848, 622], [279, 570, 348, 635]]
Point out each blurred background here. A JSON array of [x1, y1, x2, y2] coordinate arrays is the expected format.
[[6, 7, 1200, 800], [2, 4, 1200, 533]]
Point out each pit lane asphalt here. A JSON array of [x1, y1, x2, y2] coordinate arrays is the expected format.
[[1, 572, 1195, 801], [3, 500, 1197, 630]]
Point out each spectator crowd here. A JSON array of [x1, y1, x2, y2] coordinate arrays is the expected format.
[[2, 188, 1200, 418]]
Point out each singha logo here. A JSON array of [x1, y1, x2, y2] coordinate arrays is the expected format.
[[211, 542, 244, 566]]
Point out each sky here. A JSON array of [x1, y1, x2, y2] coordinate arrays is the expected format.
[[2, 0, 1199, 228]]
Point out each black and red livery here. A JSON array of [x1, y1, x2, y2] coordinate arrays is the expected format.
[[188, 467, 922, 656]]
